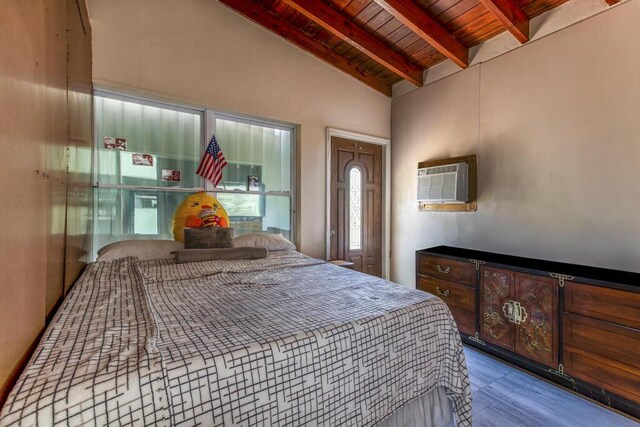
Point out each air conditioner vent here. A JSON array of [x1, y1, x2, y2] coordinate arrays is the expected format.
[[417, 162, 468, 204], [422, 165, 458, 175]]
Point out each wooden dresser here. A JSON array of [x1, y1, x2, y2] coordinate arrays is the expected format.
[[417, 246, 640, 419]]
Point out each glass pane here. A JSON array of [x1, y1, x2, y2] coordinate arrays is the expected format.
[[95, 95, 203, 188], [93, 189, 292, 257], [349, 167, 362, 251], [215, 118, 292, 192], [217, 192, 291, 242], [93, 188, 185, 256]]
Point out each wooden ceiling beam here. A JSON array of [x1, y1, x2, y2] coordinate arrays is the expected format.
[[374, 0, 468, 69], [280, 0, 423, 86], [218, 0, 392, 96], [479, 0, 530, 44]]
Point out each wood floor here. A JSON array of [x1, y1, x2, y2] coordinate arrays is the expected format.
[[464, 346, 640, 427]]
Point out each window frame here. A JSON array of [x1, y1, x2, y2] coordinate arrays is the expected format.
[[92, 89, 297, 252], [208, 110, 296, 244]]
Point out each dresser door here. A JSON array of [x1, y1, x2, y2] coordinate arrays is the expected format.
[[480, 267, 515, 351], [515, 273, 558, 367]]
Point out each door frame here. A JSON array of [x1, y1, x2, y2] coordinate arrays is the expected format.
[[325, 128, 391, 279]]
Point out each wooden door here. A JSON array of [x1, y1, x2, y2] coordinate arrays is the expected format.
[[329, 136, 382, 277], [515, 273, 558, 367], [480, 267, 515, 351]]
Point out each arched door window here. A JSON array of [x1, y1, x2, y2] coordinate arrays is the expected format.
[[349, 166, 362, 250]]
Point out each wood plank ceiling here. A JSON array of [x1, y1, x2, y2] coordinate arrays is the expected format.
[[219, 0, 612, 96]]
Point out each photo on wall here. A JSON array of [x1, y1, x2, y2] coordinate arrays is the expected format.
[[132, 153, 154, 167], [162, 169, 182, 182], [104, 136, 128, 151]]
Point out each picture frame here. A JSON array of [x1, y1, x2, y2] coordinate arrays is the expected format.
[[247, 175, 260, 191]]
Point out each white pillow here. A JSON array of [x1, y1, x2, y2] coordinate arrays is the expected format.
[[97, 240, 184, 261], [233, 233, 296, 251]]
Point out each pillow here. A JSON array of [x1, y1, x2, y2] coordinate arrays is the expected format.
[[97, 240, 184, 261], [184, 227, 234, 249], [233, 233, 296, 251], [174, 247, 268, 264]]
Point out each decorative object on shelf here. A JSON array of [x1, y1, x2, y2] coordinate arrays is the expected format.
[[417, 154, 477, 212], [172, 192, 230, 242], [247, 175, 260, 191]]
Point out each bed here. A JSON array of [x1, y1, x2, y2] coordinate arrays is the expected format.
[[0, 249, 471, 426]]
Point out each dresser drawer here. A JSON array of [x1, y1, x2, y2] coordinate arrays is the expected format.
[[417, 276, 475, 312], [417, 276, 476, 336], [564, 313, 640, 404], [565, 281, 640, 329], [564, 347, 640, 404], [449, 307, 476, 336], [417, 255, 476, 286], [564, 313, 640, 371]]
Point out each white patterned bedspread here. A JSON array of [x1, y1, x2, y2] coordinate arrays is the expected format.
[[0, 251, 471, 426]]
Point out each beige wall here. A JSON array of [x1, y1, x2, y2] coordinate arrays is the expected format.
[[86, 0, 391, 259], [65, 0, 94, 293], [391, 0, 640, 287], [0, 0, 92, 401]]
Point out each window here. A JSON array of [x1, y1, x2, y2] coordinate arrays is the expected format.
[[349, 167, 362, 250], [93, 91, 295, 257], [211, 114, 294, 241]]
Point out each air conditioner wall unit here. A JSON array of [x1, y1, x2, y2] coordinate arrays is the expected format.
[[417, 162, 468, 204]]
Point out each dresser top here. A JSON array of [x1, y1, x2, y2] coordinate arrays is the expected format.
[[418, 245, 640, 290]]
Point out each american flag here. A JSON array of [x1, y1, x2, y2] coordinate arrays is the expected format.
[[197, 134, 228, 187]]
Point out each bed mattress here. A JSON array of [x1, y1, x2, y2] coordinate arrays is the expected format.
[[0, 251, 471, 426]]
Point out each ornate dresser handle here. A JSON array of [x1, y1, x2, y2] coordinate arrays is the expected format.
[[502, 300, 528, 325], [436, 287, 451, 297], [436, 265, 451, 274]]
